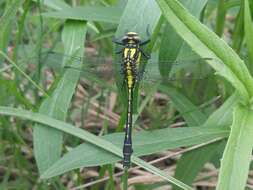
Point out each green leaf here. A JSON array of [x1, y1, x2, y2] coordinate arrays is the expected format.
[[244, 0, 253, 67], [33, 20, 87, 174], [41, 126, 228, 178], [0, 106, 194, 190], [43, 6, 122, 23], [115, 0, 161, 37], [156, 0, 253, 102], [217, 104, 253, 190], [231, 4, 244, 52], [203, 93, 239, 128], [215, 0, 226, 36]]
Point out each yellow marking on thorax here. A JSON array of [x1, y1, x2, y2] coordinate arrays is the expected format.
[[123, 47, 139, 89], [124, 48, 129, 58]]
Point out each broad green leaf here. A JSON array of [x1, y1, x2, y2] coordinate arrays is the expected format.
[[217, 104, 253, 190], [33, 21, 87, 174], [156, 0, 253, 102], [43, 6, 122, 23], [244, 0, 253, 68], [0, 106, 193, 190], [173, 93, 239, 189], [41, 126, 228, 178], [115, 0, 161, 38]]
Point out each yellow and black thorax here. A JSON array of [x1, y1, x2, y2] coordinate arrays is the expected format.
[[121, 32, 142, 89], [113, 32, 150, 89]]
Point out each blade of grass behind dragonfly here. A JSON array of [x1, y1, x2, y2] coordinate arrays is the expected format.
[[33, 20, 87, 174], [113, 0, 161, 129]]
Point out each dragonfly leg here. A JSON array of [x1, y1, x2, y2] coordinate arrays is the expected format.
[[139, 48, 150, 59], [112, 37, 124, 45], [139, 39, 150, 46], [115, 48, 123, 54], [146, 24, 151, 37]]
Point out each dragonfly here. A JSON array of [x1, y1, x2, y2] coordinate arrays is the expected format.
[[13, 33, 215, 168]]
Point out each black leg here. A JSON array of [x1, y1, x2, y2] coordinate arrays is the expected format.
[[139, 48, 150, 59], [115, 48, 123, 54], [112, 37, 124, 45], [146, 24, 151, 38], [139, 39, 151, 46], [139, 24, 151, 46]]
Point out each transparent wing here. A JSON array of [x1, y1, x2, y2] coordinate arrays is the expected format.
[[15, 50, 215, 84]]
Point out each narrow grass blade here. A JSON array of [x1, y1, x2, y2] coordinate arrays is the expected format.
[[156, 0, 253, 102], [0, 51, 48, 97], [244, 0, 253, 68], [215, 0, 226, 36], [43, 6, 122, 24], [33, 21, 87, 174], [217, 104, 253, 190], [0, 0, 25, 53], [132, 157, 194, 190], [33, 0, 70, 10], [231, 3, 244, 52], [0, 106, 195, 190]]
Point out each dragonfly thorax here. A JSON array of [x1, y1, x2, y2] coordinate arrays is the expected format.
[[122, 45, 141, 89]]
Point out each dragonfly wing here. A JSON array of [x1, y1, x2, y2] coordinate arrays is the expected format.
[[138, 57, 214, 84], [17, 50, 213, 84]]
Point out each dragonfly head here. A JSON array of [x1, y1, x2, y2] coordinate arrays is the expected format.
[[122, 32, 141, 44]]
